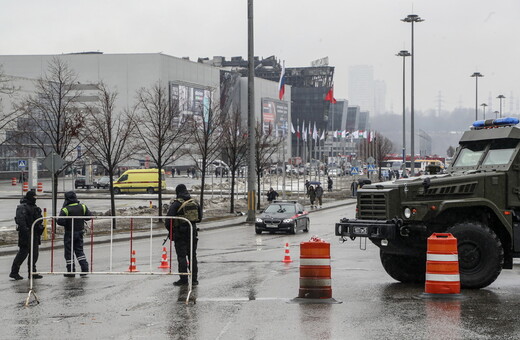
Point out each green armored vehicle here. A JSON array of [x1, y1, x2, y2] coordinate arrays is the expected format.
[[335, 117, 520, 288]]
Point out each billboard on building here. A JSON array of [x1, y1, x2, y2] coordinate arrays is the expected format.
[[261, 98, 288, 137], [169, 81, 212, 125]]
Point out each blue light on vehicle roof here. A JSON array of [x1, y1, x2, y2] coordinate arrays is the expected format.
[[472, 117, 519, 128]]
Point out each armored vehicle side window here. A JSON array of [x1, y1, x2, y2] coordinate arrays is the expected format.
[[482, 140, 518, 166], [453, 144, 486, 167]]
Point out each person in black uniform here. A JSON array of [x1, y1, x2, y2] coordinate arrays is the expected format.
[[10, 191, 43, 280], [57, 191, 92, 277], [166, 184, 202, 286], [266, 187, 279, 203]]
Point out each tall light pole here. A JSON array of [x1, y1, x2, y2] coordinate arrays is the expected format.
[[494, 111, 499, 119], [497, 94, 505, 118], [471, 72, 483, 121], [480, 103, 488, 120], [401, 14, 423, 176], [396, 50, 411, 164], [246, 0, 257, 222]]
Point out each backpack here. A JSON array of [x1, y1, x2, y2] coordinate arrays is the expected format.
[[176, 198, 201, 223]]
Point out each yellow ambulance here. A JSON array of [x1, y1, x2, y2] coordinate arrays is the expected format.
[[113, 169, 166, 194]]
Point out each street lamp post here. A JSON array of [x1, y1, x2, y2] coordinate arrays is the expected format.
[[480, 103, 488, 120], [471, 72, 483, 121], [401, 14, 424, 176], [396, 50, 411, 164], [494, 111, 499, 119], [497, 95, 505, 118]]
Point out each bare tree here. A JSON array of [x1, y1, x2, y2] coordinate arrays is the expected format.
[[373, 132, 394, 180], [16, 57, 85, 216], [255, 123, 284, 209], [447, 145, 455, 158], [221, 107, 248, 213], [133, 82, 188, 216], [82, 82, 136, 227], [0, 65, 23, 153], [186, 99, 224, 211]]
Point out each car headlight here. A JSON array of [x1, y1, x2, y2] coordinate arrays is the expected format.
[[403, 207, 412, 219], [256, 218, 263, 223], [282, 219, 293, 223]]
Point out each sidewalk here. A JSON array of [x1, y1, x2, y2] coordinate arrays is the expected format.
[[0, 197, 355, 256]]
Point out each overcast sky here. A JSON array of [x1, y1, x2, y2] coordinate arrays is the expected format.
[[1, 0, 518, 114]]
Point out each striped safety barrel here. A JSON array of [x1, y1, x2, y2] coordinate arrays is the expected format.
[[298, 241, 332, 299], [424, 233, 460, 295], [22, 182, 29, 192]]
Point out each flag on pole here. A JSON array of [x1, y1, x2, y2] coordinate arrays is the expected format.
[[333, 130, 338, 138], [312, 122, 318, 141], [320, 130, 325, 140], [291, 122, 296, 134], [296, 123, 301, 139], [308, 121, 312, 139], [302, 123, 307, 141], [278, 61, 286, 100], [325, 87, 337, 104]]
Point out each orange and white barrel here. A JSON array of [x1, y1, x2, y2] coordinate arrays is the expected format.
[[37, 182, 43, 193], [424, 233, 461, 295], [298, 240, 332, 299], [11, 177, 16, 186], [22, 182, 29, 192]]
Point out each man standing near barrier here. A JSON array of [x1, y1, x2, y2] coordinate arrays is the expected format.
[[10, 191, 43, 280], [315, 183, 324, 208], [166, 184, 202, 286], [57, 191, 92, 277]]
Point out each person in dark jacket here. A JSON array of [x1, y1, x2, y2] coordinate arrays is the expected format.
[[266, 187, 279, 203], [315, 184, 324, 208], [308, 185, 316, 208], [166, 184, 202, 286], [327, 176, 333, 192], [10, 191, 43, 280], [57, 191, 92, 277]]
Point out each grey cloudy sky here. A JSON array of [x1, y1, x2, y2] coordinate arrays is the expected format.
[[1, 0, 518, 113]]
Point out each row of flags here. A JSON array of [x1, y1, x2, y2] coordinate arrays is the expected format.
[[289, 121, 376, 142]]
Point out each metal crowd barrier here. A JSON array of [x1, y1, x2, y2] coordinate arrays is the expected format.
[[25, 215, 194, 306]]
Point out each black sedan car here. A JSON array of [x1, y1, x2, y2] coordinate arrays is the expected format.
[[255, 200, 310, 234]]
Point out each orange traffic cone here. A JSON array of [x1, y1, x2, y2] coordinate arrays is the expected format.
[[127, 250, 139, 272], [422, 233, 462, 298], [158, 247, 170, 269], [282, 242, 293, 263]]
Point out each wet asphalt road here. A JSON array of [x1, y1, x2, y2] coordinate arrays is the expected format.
[[2, 205, 520, 339]]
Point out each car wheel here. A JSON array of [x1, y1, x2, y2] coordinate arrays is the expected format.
[[447, 222, 504, 289], [114, 188, 121, 194], [146, 187, 155, 194], [255, 229, 262, 235], [96, 185, 99, 189], [289, 225, 296, 235], [303, 219, 310, 232]]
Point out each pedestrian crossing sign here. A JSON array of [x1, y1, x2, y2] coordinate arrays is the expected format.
[[18, 160, 27, 168], [351, 167, 359, 175], [368, 164, 376, 172]]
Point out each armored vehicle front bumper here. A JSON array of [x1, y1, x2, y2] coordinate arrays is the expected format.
[[335, 218, 401, 239]]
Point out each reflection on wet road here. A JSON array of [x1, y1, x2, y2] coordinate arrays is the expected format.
[[1, 205, 520, 339]]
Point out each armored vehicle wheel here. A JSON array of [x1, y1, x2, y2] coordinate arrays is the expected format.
[[380, 251, 426, 283], [113, 188, 121, 194], [146, 187, 155, 194], [447, 222, 503, 289]]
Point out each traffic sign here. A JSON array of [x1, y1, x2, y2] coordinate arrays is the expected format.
[[43, 153, 65, 173], [18, 160, 27, 168], [368, 164, 376, 172], [351, 167, 359, 175], [367, 156, 375, 164]]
